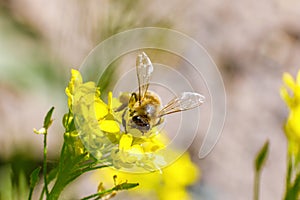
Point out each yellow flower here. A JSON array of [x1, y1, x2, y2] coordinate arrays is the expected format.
[[280, 70, 300, 161], [95, 151, 200, 200]]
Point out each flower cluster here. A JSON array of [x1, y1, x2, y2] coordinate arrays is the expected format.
[[65, 69, 167, 171], [280, 70, 300, 164]]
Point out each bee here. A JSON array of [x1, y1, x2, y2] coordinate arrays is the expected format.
[[115, 52, 205, 135]]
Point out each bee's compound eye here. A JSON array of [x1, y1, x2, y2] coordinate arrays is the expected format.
[[132, 116, 150, 130]]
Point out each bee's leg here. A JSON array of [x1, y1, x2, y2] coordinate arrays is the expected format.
[[115, 103, 127, 112], [154, 117, 164, 127], [121, 108, 128, 133]]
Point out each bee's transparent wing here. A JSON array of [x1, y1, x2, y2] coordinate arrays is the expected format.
[[136, 52, 153, 102], [158, 92, 205, 117]]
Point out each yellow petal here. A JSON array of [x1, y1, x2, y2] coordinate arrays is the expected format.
[[297, 70, 300, 86], [65, 69, 83, 109], [108, 91, 113, 113], [95, 99, 108, 119], [129, 144, 144, 154], [280, 86, 292, 107], [158, 187, 190, 200], [72, 68, 82, 80], [33, 127, 46, 135], [99, 120, 120, 133], [288, 108, 300, 139], [66, 69, 83, 95], [163, 153, 199, 186], [154, 155, 167, 166], [119, 134, 133, 150], [141, 141, 164, 152], [283, 72, 296, 90]]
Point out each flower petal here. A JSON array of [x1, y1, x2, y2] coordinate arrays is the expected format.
[[119, 134, 133, 151], [99, 120, 120, 133], [283, 72, 295, 90]]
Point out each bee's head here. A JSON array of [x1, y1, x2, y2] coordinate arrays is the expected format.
[[128, 93, 138, 109]]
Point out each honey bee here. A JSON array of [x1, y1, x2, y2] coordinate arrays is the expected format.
[[115, 52, 205, 135]]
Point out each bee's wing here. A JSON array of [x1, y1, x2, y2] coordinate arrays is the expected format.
[[158, 92, 205, 117], [136, 52, 153, 102]]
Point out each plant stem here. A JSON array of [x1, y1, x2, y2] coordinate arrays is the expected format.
[[80, 182, 139, 200], [254, 171, 260, 200], [284, 155, 294, 200], [48, 177, 66, 200], [43, 131, 49, 197], [80, 164, 113, 174], [286, 156, 292, 191], [28, 188, 34, 200], [39, 188, 45, 200], [58, 143, 66, 175], [81, 188, 115, 200], [47, 143, 67, 200]]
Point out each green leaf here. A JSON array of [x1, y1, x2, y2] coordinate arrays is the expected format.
[[29, 167, 41, 189], [43, 107, 54, 129], [255, 140, 269, 172]]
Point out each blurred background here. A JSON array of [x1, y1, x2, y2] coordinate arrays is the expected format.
[[1, 0, 300, 199]]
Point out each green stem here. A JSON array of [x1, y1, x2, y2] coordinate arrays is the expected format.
[[80, 182, 139, 200], [254, 171, 260, 200], [47, 143, 67, 200], [284, 155, 294, 200], [28, 188, 34, 200], [39, 188, 45, 200], [77, 164, 113, 175], [286, 156, 293, 189], [43, 131, 49, 197], [58, 143, 66, 175], [81, 188, 115, 200], [48, 177, 67, 200]]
